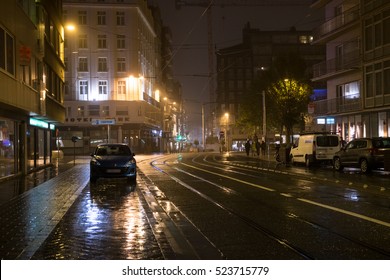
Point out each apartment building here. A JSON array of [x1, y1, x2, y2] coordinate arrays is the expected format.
[[0, 0, 65, 179], [215, 23, 325, 150], [61, 0, 178, 154], [311, 0, 390, 141]]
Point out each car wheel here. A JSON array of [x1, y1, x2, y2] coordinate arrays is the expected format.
[[305, 155, 310, 167], [290, 155, 295, 165], [127, 176, 137, 183], [333, 157, 343, 171], [360, 159, 370, 173]]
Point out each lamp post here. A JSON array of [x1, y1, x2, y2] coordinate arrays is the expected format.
[[262, 90, 266, 141], [202, 101, 218, 151], [224, 112, 229, 153]]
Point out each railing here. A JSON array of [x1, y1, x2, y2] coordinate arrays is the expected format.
[[313, 49, 361, 78], [313, 5, 360, 41], [311, 96, 362, 115]]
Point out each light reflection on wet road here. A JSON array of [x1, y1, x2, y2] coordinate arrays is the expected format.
[[32, 181, 164, 260]]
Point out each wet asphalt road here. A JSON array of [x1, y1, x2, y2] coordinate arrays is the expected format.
[[1, 153, 389, 260], [0, 155, 221, 260]]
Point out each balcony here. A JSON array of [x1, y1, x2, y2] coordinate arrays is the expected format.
[[313, 5, 360, 43], [311, 96, 362, 116], [313, 49, 361, 79]]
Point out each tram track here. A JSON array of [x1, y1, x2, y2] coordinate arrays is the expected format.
[[143, 153, 390, 259]]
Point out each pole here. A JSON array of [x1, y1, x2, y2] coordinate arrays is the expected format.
[[107, 124, 110, 143], [262, 90, 266, 141], [73, 141, 76, 166], [202, 104, 205, 151]]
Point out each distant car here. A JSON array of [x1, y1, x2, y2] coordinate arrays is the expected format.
[[290, 133, 341, 167], [333, 137, 390, 173], [90, 143, 137, 183]]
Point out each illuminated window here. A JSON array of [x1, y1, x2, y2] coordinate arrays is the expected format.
[[98, 80, 108, 95]]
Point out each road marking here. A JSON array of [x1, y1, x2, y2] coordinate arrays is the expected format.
[[180, 160, 390, 228], [180, 162, 275, 192], [298, 198, 390, 228]]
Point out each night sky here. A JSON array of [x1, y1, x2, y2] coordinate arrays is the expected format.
[[149, 0, 323, 140]]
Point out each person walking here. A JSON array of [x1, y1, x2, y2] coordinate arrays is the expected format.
[[261, 140, 266, 156], [245, 139, 251, 156], [251, 140, 257, 157], [255, 140, 260, 156]]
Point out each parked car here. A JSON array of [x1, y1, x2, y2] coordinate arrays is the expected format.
[[290, 133, 341, 167], [333, 137, 390, 173], [90, 143, 137, 183]]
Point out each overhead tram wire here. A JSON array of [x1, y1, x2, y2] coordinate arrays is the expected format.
[[161, 1, 213, 72]]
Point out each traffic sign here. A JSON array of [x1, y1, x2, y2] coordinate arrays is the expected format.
[[91, 119, 116, 125]]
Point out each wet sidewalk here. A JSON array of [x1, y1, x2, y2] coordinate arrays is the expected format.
[[0, 163, 90, 259]]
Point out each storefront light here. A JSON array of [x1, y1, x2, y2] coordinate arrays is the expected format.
[[29, 118, 55, 130]]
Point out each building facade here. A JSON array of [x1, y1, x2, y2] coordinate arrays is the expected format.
[[0, 0, 65, 179], [61, 0, 180, 154], [311, 0, 390, 141], [215, 23, 325, 150]]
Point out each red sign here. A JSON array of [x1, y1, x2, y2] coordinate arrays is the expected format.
[[19, 45, 31, 65]]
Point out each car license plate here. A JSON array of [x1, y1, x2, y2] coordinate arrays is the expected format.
[[106, 169, 121, 173]]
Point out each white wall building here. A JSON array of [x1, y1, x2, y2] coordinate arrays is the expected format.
[[61, 0, 164, 154]]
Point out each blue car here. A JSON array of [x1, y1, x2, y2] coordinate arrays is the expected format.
[[90, 144, 137, 183]]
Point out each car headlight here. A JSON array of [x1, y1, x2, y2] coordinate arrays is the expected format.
[[126, 158, 136, 166], [91, 158, 101, 166]]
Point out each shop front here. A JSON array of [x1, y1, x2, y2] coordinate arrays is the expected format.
[[0, 117, 18, 178]]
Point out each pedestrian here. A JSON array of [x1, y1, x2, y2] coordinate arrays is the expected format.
[[261, 140, 266, 156], [251, 140, 256, 156], [245, 139, 251, 156], [256, 140, 260, 156]]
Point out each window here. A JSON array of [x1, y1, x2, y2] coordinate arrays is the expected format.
[[117, 35, 125, 49], [66, 107, 71, 118], [79, 80, 88, 95], [88, 105, 100, 116], [385, 16, 390, 45], [99, 80, 108, 95], [77, 106, 85, 117], [97, 11, 106, 25], [98, 57, 107, 72], [78, 11, 87, 25], [64, 81, 69, 95], [97, 34, 107, 49], [78, 57, 88, 72], [117, 57, 126, 72], [366, 72, 374, 98], [118, 80, 126, 94], [117, 12, 125, 26], [102, 105, 109, 116], [116, 106, 128, 116], [0, 27, 15, 75], [78, 34, 88, 48], [299, 35, 313, 44]]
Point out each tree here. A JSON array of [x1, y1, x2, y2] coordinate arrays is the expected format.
[[235, 92, 262, 136], [235, 52, 312, 143], [266, 53, 312, 143], [267, 78, 311, 143]]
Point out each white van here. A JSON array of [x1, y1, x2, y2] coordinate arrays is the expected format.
[[290, 133, 341, 167]]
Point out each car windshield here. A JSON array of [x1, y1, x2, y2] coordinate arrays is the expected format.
[[96, 145, 131, 156]]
